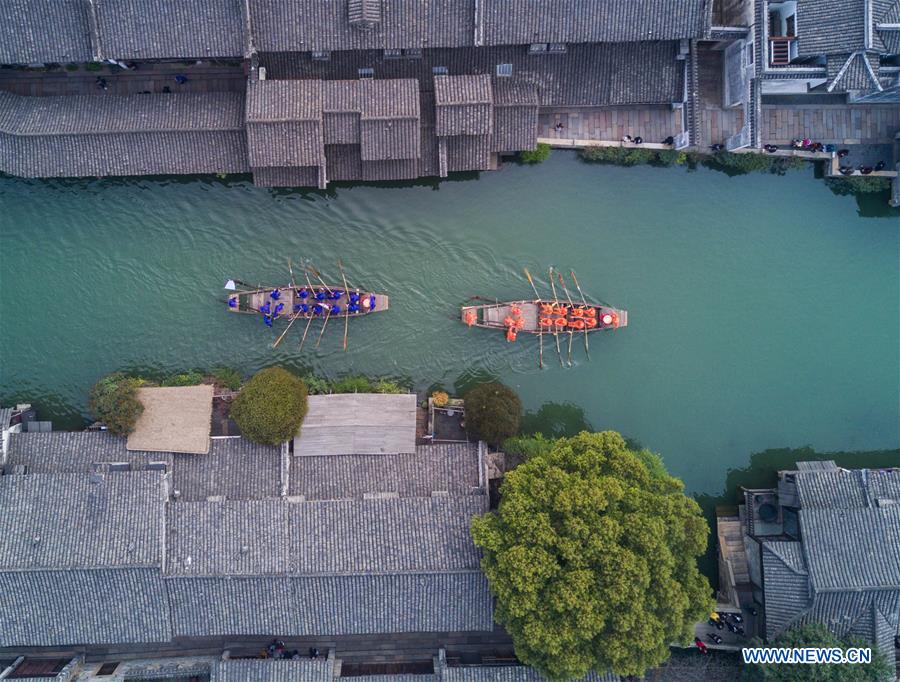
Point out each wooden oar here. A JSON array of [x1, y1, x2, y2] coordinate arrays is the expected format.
[[306, 265, 335, 349], [547, 267, 567, 367], [337, 259, 351, 351], [570, 270, 590, 358], [297, 265, 317, 351], [523, 268, 544, 369], [558, 271, 583, 364], [272, 313, 301, 349]]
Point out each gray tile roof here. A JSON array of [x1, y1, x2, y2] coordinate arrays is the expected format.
[[172, 438, 281, 501], [95, 0, 246, 60], [480, 0, 713, 45], [294, 394, 418, 456], [0, 91, 249, 178], [442, 667, 618, 682], [166, 495, 487, 576], [252, 165, 322, 187], [167, 570, 493, 636], [0, 407, 11, 433], [248, 0, 475, 52], [0, 0, 94, 64], [492, 81, 539, 152], [4, 431, 170, 473], [0, 566, 171, 646], [826, 52, 882, 93], [435, 75, 494, 136], [445, 135, 493, 171], [761, 467, 900, 651], [761, 542, 810, 639], [0, 471, 163, 570], [211, 659, 333, 682], [0, 472, 171, 647], [875, 0, 900, 53], [289, 443, 482, 499], [797, 0, 867, 57]]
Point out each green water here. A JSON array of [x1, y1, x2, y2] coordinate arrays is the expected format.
[[1, 153, 898, 493]]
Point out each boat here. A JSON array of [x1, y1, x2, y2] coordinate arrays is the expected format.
[[226, 283, 389, 320], [460, 268, 627, 367], [224, 260, 388, 351], [461, 299, 627, 335]]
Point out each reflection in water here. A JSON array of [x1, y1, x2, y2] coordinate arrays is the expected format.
[[521, 401, 593, 439]]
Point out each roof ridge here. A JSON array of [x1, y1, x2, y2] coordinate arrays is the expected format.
[[163, 567, 486, 579]]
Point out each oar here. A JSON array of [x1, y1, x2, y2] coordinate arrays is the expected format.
[[547, 267, 567, 368], [297, 265, 317, 351], [306, 265, 335, 349], [523, 268, 544, 369], [558, 271, 582, 365], [337, 259, 351, 351], [570, 270, 591, 359], [272, 313, 301, 349]]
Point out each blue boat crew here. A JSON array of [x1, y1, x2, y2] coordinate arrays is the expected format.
[[270, 288, 281, 300], [315, 289, 326, 301], [298, 288, 309, 299], [227, 298, 237, 308], [330, 304, 341, 315]]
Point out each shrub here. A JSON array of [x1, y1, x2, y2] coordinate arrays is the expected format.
[[705, 151, 807, 175], [88, 372, 146, 435], [431, 390, 449, 407], [230, 367, 308, 445], [303, 374, 332, 395], [825, 175, 891, 195], [210, 367, 242, 391], [502, 433, 554, 470], [65, 63, 79, 72], [519, 143, 552, 164], [372, 379, 406, 394], [463, 382, 522, 446], [84, 61, 103, 72], [162, 370, 204, 386], [331, 375, 373, 394], [580, 146, 662, 166]]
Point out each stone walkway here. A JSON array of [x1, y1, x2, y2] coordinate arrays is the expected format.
[[0, 62, 246, 97], [761, 105, 900, 145], [538, 106, 682, 145]]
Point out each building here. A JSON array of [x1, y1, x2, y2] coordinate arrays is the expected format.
[[0, 393, 495, 649], [0, 0, 717, 186], [737, 461, 900, 659]]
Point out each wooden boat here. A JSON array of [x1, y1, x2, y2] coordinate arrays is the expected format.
[[227, 284, 389, 320], [461, 299, 627, 335]]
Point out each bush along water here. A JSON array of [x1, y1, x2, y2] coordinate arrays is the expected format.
[[579, 146, 808, 175]]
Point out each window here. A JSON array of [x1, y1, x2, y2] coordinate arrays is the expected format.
[[107, 462, 131, 472], [358, 67, 375, 79], [548, 43, 567, 53], [432, 65, 448, 75], [403, 48, 422, 59], [96, 662, 120, 676], [384, 48, 402, 59], [311, 51, 330, 61], [496, 63, 513, 77], [529, 43, 547, 53]]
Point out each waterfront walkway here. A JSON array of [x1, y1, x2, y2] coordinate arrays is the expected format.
[[538, 106, 682, 145], [760, 105, 900, 145]]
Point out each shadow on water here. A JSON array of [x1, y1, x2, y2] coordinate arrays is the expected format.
[[521, 401, 593, 439], [694, 445, 900, 587]]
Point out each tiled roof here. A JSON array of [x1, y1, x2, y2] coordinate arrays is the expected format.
[[826, 52, 882, 93], [252, 165, 322, 187], [289, 443, 482, 499], [211, 659, 333, 682], [875, 0, 900, 53], [95, 0, 246, 60], [795, 467, 900, 508], [0, 0, 94, 64], [248, 0, 474, 52], [445, 135, 493, 171], [442, 667, 619, 681], [435, 75, 493, 136], [0, 92, 249, 178], [4, 431, 164, 473], [492, 80, 539, 152], [480, 0, 713, 45], [168, 570, 493, 636], [166, 496, 487, 576], [797, 0, 867, 57], [0, 471, 163, 570], [761, 542, 810, 639], [172, 438, 281, 501]]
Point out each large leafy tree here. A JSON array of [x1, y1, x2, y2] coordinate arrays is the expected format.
[[89, 372, 146, 435], [471, 431, 713, 680], [743, 623, 893, 682], [230, 367, 308, 445], [464, 382, 522, 446]]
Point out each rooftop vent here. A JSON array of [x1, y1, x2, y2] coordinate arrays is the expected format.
[[348, 0, 381, 30]]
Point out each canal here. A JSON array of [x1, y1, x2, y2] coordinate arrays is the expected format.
[[1, 152, 897, 493]]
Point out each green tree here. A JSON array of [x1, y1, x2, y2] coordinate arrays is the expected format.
[[230, 367, 308, 445], [464, 382, 522, 446], [471, 431, 713, 680], [88, 372, 147, 435], [743, 623, 893, 682]]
